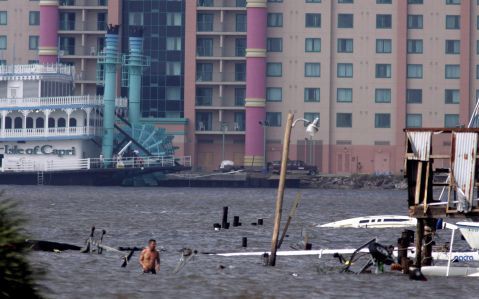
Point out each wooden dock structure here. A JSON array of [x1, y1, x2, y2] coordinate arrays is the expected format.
[[405, 128, 479, 268]]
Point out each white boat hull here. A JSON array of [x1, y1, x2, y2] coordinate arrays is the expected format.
[[420, 266, 479, 277], [318, 215, 417, 228]]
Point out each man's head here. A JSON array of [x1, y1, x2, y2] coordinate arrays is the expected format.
[[148, 239, 157, 250]]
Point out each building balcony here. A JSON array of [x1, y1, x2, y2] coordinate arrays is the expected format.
[[59, 0, 108, 9], [0, 95, 127, 109], [60, 45, 102, 58], [196, 49, 245, 60], [195, 126, 245, 135], [59, 21, 107, 34], [0, 126, 98, 140], [197, 0, 246, 10], [196, 72, 246, 85], [197, 24, 247, 36]]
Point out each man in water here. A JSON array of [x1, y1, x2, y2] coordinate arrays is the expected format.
[[139, 239, 160, 274]]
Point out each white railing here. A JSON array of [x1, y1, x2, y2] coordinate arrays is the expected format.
[[0, 155, 192, 172], [0, 95, 128, 108], [0, 64, 75, 77], [1, 126, 98, 138]]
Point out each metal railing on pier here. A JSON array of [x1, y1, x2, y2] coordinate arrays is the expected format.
[[0, 156, 192, 173]]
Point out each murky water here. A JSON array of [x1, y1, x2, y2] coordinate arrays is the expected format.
[[3, 186, 477, 299]]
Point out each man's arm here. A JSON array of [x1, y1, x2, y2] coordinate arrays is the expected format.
[[139, 249, 145, 269]]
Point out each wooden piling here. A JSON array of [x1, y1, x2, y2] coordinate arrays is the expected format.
[[423, 221, 434, 266], [415, 218, 424, 268], [398, 230, 412, 274], [221, 206, 229, 229]]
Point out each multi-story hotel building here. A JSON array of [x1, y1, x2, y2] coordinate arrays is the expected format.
[[2, 0, 479, 174], [185, 0, 479, 174]]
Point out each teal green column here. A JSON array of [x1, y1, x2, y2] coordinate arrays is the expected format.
[[101, 27, 119, 160], [128, 35, 143, 125]]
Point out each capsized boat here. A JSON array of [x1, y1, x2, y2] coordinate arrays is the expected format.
[[317, 215, 417, 228]]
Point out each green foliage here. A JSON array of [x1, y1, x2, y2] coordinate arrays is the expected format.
[[0, 193, 42, 299]]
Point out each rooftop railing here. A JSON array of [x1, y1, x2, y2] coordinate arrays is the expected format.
[[0, 64, 75, 77], [0, 95, 128, 108], [0, 127, 98, 139]]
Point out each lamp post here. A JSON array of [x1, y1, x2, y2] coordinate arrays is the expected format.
[[259, 120, 269, 172], [221, 122, 228, 162], [269, 114, 319, 266]]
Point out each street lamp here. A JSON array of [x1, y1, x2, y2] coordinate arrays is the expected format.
[[269, 114, 319, 266], [259, 120, 270, 172]]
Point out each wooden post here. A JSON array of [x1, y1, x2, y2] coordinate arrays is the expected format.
[[277, 192, 302, 249], [398, 230, 412, 274], [414, 162, 423, 205], [269, 113, 294, 266], [415, 218, 424, 268], [423, 221, 434, 266]]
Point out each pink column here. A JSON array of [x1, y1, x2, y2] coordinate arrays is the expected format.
[[244, 0, 267, 167], [39, 0, 59, 64]]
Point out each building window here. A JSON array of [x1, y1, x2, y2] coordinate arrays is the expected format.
[[407, 64, 423, 78], [0, 11, 6, 25], [29, 11, 40, 26], [336, 113, 352, 128], [235, 63, 246, 81], [267, 38, 283, 52], [376, 14, 392, 28], [128, 12, 143, 26], [445, 89, 460, 104], [406, 89, 422, 103], [304, 113, 320, 127], [166, 62, 181, 76], [267, 63, 282, 77], [235, 38, 246, 57], [197, 38, 213, 56], [337, 38, 353, 53], [268, 13, 283, 27], [445, 40, 460, 54], [59, 37, 74, 55], [375, 64, 391, 78], [196, 63, 213, 81], [375, 113, 391, 128], [167, 12, 182, 26], [376, 39, 392, 53], [407, 15, 423, 29], [406, 114, 422, 128], [235, 13, 246, 32], [375, 89, 391, 103], [167, 37, 182, 51], [337, 88, 353, 102], [266, 87, 283, 102], [338, 14, 353, 28], [446, 15, 460, 29], [198, 0, 214, 6], [305, 38, 321, 52], [197, 13, 213, 31], [305, 13, 321, 27], [408, 0, 423, 3], [445, 64, 460, 79], [266, 112, 282, 127], [446, 0, 461, 4], [304, 88, 320, 102], [337, 63, 353, 78], [235, 88, 245, 106], [377, 0, 392, 3], [166, 87, 181, 101], [338, 0, 353, 3], [407, 39, 423, 54], [196, 87, 213, 106], [60, 12, 75, 30], [305, 63, 321, 77], [0, 35, 7, 50], [444, 114, 459, 128], [306, 0, 321, 2], [29, 36, 39, 50]]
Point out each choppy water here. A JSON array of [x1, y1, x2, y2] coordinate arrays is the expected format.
[[3, 185, 478, 299]]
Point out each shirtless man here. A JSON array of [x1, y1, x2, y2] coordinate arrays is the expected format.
[[139, 239, 160, 274]]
